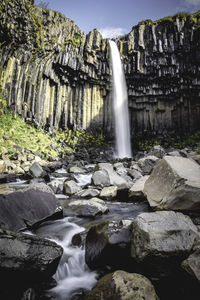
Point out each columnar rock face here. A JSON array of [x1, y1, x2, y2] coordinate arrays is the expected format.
[[0, 0, 111, 133], [119, 16, 200, 137], [0, 1, 200, 137]]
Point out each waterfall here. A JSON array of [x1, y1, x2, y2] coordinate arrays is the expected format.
[[109, 40, 132, 158], [35, 217, 97, 300]]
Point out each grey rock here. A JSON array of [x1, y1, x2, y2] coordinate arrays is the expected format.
[[0, 228, 63, 281], [48, 179, 64, 194], [0, 183, 60, 232], [113, 162, 127, 176], [85, 221, 132, 270], [100, 186, 118, 200], [63, 180, 81, 196], [91, 170, 111, 187], [29, 162, 44, 178], [138, 155, 159, 175], [68, 197, 108, 217], [77, 188, 100, 198], [129, 176, 149, 201], [148, 145, 165, 158], [167, 150, 181, 157], [131, 211, 198, 261], [97, 162, 128, 188], [144, 156, 200, 210], [86, 271, 158, 300], [181, 250, 200, 281], [69, 166, 86, 173], [0, 160, 6, 173], [128, 168, 142, 180]]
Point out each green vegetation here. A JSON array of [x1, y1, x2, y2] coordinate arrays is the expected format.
[[137, 131, 200, 152], [0, 110, 106, 160], [138, 10, 200, 27]]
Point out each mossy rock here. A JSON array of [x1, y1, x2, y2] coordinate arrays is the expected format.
[[86, 271, 158, 300]]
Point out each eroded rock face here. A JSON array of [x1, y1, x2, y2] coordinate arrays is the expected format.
[[0, 183, 61, 231], [144, 156, 200, 210], [131, 211, 198, 261], [86, 271, 158, 300]]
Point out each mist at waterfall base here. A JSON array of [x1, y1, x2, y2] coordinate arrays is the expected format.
[[109, 40, 132, 159], [35, 217, 97, 300]]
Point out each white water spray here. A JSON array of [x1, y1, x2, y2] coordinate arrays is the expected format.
[[35, 217, 97, 300], [109, 40, 132, 158]]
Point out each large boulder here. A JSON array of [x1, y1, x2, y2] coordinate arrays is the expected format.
[[0, 183, 61, 232], [144, 156, 200, 210], [85, 221, 132, 270], [68, 198, 108, 217], [86, 271, 158, 300], [0, 228, 63, 281], [131, 211, 198, 261]]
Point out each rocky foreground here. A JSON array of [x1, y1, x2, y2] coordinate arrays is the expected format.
[[0, 145, 200, 299]]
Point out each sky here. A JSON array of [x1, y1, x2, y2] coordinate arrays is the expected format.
[[35, 0, 200, 38]]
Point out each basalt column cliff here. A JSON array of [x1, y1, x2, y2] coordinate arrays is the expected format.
[[0, 0, 200, 138]]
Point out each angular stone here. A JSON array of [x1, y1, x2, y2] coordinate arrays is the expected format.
[[144, 156, 200, 210], [181, 250, 200, 281], [113, 162, 127, 176], [48, 179, 64, 194], [97, 163, 128, 188], [77, 188, 100, 198], [86, 271, 158, 300], [68, 198, 108, 217], [63, 180, 81, 196], [91, 170, 111, 187], [138, 155, 159, 175], [69, 166, 86, 174], [0, 228, 63, 281], [0, 183, 60, 232], [129, 175, 149, 200], [29, 162, 44, 178], [131, 211, 198, 261], [100, 186, 118, 200], [148, 145, 165, 158], [128, 168, 142, 180], [0, 160, 6, 173]]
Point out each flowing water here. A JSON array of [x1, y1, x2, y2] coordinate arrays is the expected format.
[[109, 40, 132, 158], [35, 217, 97, 300]]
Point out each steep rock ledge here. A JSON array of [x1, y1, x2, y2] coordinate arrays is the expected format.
[[0, 0, 200, 139]]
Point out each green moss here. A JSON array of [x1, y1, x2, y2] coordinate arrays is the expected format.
[[137, 10, 200, 28]]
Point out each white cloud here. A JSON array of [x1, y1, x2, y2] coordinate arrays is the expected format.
[[98, 27, 127, 39], [185, 0, 200, 5]]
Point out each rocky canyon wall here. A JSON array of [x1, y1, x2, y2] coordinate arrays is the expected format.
[[0, 0, 200, 139]]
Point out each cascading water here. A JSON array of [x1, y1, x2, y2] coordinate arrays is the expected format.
[[35, 217, 97, 300], [109, 40, 132, 158]]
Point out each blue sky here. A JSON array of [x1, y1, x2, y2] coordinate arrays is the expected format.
[[35, 0, 200, 37]]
